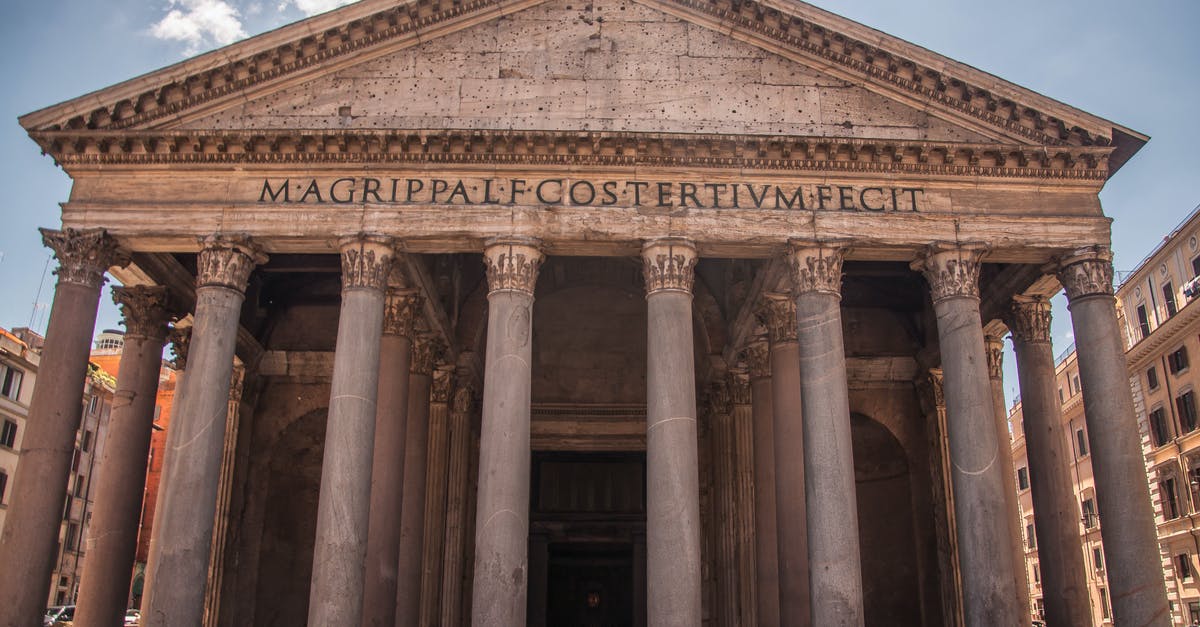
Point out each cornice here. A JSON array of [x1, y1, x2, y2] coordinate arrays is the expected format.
[[31, 129, 1113, 181], [19, 0, 1130, 161]]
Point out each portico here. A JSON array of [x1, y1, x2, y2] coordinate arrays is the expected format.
[[0, 0, 1171, 626]]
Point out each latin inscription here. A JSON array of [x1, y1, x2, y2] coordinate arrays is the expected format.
[[259, 178, 925, 212]]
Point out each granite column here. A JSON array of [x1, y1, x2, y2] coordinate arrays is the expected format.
[[914, 244, 1020, 627], [396, 337, 437, 625], [745, 339, 781, 627], [470, 237, 543, 627], [361, 288, 420, 627], [420, 367, 454, 626], [787, 242, 863, 627], [307, 235, 394, 627], [642, 238, 703, 627], [441, 382, 475, 627], [984, 332, 1030, 617], [1007, 296, 1092, 626], [144, 234, 265, 627], [75, 287, 173, 627], [1056, 247, 1170, 626], [0, 229, 124, 626]]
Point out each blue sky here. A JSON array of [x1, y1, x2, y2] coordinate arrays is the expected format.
[[0, 0, 1198, 404]]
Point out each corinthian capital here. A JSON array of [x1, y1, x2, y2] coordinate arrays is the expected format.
[[168, 326, 191, 370], [913, 243, 986, 303], [383, 289, 422, 338], [196, 234, 267, 292], [742, 338, 770, 380], [483, 237, 543, 296], [642, 238, 698, 296], [1053, 246, 1114, 301], [1008, 295, 1052, 344], [786, 240, 845, 297], [40, 228, 128, 289], [113, 286, 173, 342], [339, 235, 394, 291], [984, 334, 1005, 380], [757, 292, 797, 345], [411, 336, 444, 376]]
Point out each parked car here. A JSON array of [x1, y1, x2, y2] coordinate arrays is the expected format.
[[124, 609, 141, 626], [44, 606, 73, 627]]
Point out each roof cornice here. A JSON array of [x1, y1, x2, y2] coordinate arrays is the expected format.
[[30, 128, 1113, 181]]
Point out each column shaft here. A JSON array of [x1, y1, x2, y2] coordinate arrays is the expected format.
[[420, 369, 453, 626], [1057, 249, 1170, 626], [145, 235, 264, 627], [762, 294, 813, 627], [361, 290, 418, 627], [984, 335, 1030, 619], [0, 230, 123, 626], [470, 238, 542, 627], [643, 238, 702, 627], [1007, 298, 1092, 626], [440, 384, 475, 627], [746, 341, 781, 627], [916, 245, 1020, 627], [397, 356, 434, 625], [307, 236, 392, 627], [75, 288, 171, 627], [787, 243, 863, 627], [732, 375, 758, 627]]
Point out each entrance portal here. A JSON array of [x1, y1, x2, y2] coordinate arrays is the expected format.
[[529, 452, 647, 627]]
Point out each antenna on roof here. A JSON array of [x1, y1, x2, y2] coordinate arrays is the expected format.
[[28, 254, 52, 333]]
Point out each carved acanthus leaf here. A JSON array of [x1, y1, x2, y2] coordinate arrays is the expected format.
[[642, 239, 698, 296], [786, 242, 844, 296], [339, 235, 394, 291], [741, 339, 770, 380], [483, 238, 543, 296], [410, 337, 444, 376], [757, 292, 797, 344], [112, 286, 173, 341], [729, 371, 752, 406], [432, 367, 454, 403], [168, 326, 191, 370], [383, 290, 422, 338], [196, 234, 267, 292], [1008, 296, 1052, 344], [1055, 247, 1115, 300], [40, 228, 128, 289], [914, 244, 985, 303], [984, 334, 1005, 380]]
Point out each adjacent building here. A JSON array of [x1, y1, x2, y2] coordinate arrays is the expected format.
[[0, 327, 39, 536]]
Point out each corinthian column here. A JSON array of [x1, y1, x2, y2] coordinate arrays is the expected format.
[[471, 237, 543, 627], [441, 382, 476, 627], [786, 241, 862, 627], [642, 238, 703, 627], [1055, 247, 1169, 626], [421, 367, 454, 626], [75, 287, 173, 627], [759, 292, 811, 627], [913, 244, 1020, 627], [145, 234, 265, 627], [307, 235, 394, 627], [744, 340, 780, 627], [1006, 296, 1091, 626], [397, 337, 438, 625], [362, 288, 420, 627], [0, 229, 125, 626]]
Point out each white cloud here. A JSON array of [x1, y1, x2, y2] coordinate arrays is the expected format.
[[152, 0, 249, 53], [279, 0, 359, 16]]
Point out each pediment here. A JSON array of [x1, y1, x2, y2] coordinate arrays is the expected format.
[[21, 0, 1146, 172]]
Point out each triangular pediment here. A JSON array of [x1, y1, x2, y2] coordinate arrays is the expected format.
[[21, 0, 1146, 172]]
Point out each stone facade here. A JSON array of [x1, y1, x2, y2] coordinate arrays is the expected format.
[[0, 1, 1171, 626]]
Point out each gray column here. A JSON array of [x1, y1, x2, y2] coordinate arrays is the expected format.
[[396, 338, 437, 626], [745, 339, 781, 627], [361, 288, 419, 627], [75, 287, 172, 627], [0, 229, 124, 627], [307, 235, 394, 627], [642, 238, 703, 627], [760, 292, 812, 626], [1007, 296, 1092, 626], [420, 367, 454, 626], [984, 333, 1031, 619], [144, 234, 265, 627], [914, 244, 1020, 627], [731, 371, 757, 627], [470, 237, 543, 627], [1056, 247, 1170, 626], [441, 382, 475, 627], [786, 242, 864, 627]]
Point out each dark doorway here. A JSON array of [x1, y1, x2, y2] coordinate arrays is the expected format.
[[547, 543, 634, 627]]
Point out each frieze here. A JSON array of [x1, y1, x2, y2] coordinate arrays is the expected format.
[[40, 228, 128, 289], [196, 234, 267, 292], [642, 239, 698, 296], [112, 286, 173, 341], [34, 130, 1112, 181]]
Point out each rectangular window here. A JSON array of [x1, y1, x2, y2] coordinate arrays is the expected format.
[[1151, 407, 1172, 446], [1081, 498, 1098, 529], [1017, 466, 1030, 491], [1190, 601, 1200, 624], [64, 522, 79, 552], [1026, 522, 1037, 549], [80, 430, 92, 453], [1100, 588, 1110, 620], [0, 366, 22, 401], [1179, 554, 1194, 581], [71, 448, 80, 472], [0, 419, 15, 448], [0, 469, 7, 504], [1165, 281, 1179, 317], [1072, 374, 1081, 395], [73, 475, 84, 498], [1179, 391, 1198, 432], [1149, 366, 1160, 390], [1093, 546, 1104, 572], [1138, 304, 1152, 339], [1170, 347, 1191, 374], [1076, 428, 1089, 457], [1032, 563, 1040, 583], [1163, 477, 1182, 519], [87, 395, 98, 415], [1058, 387, 1065, 403]]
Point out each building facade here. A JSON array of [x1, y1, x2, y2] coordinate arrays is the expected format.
[[0, 1, 1176, 626], [0, 328, 39, 537]]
